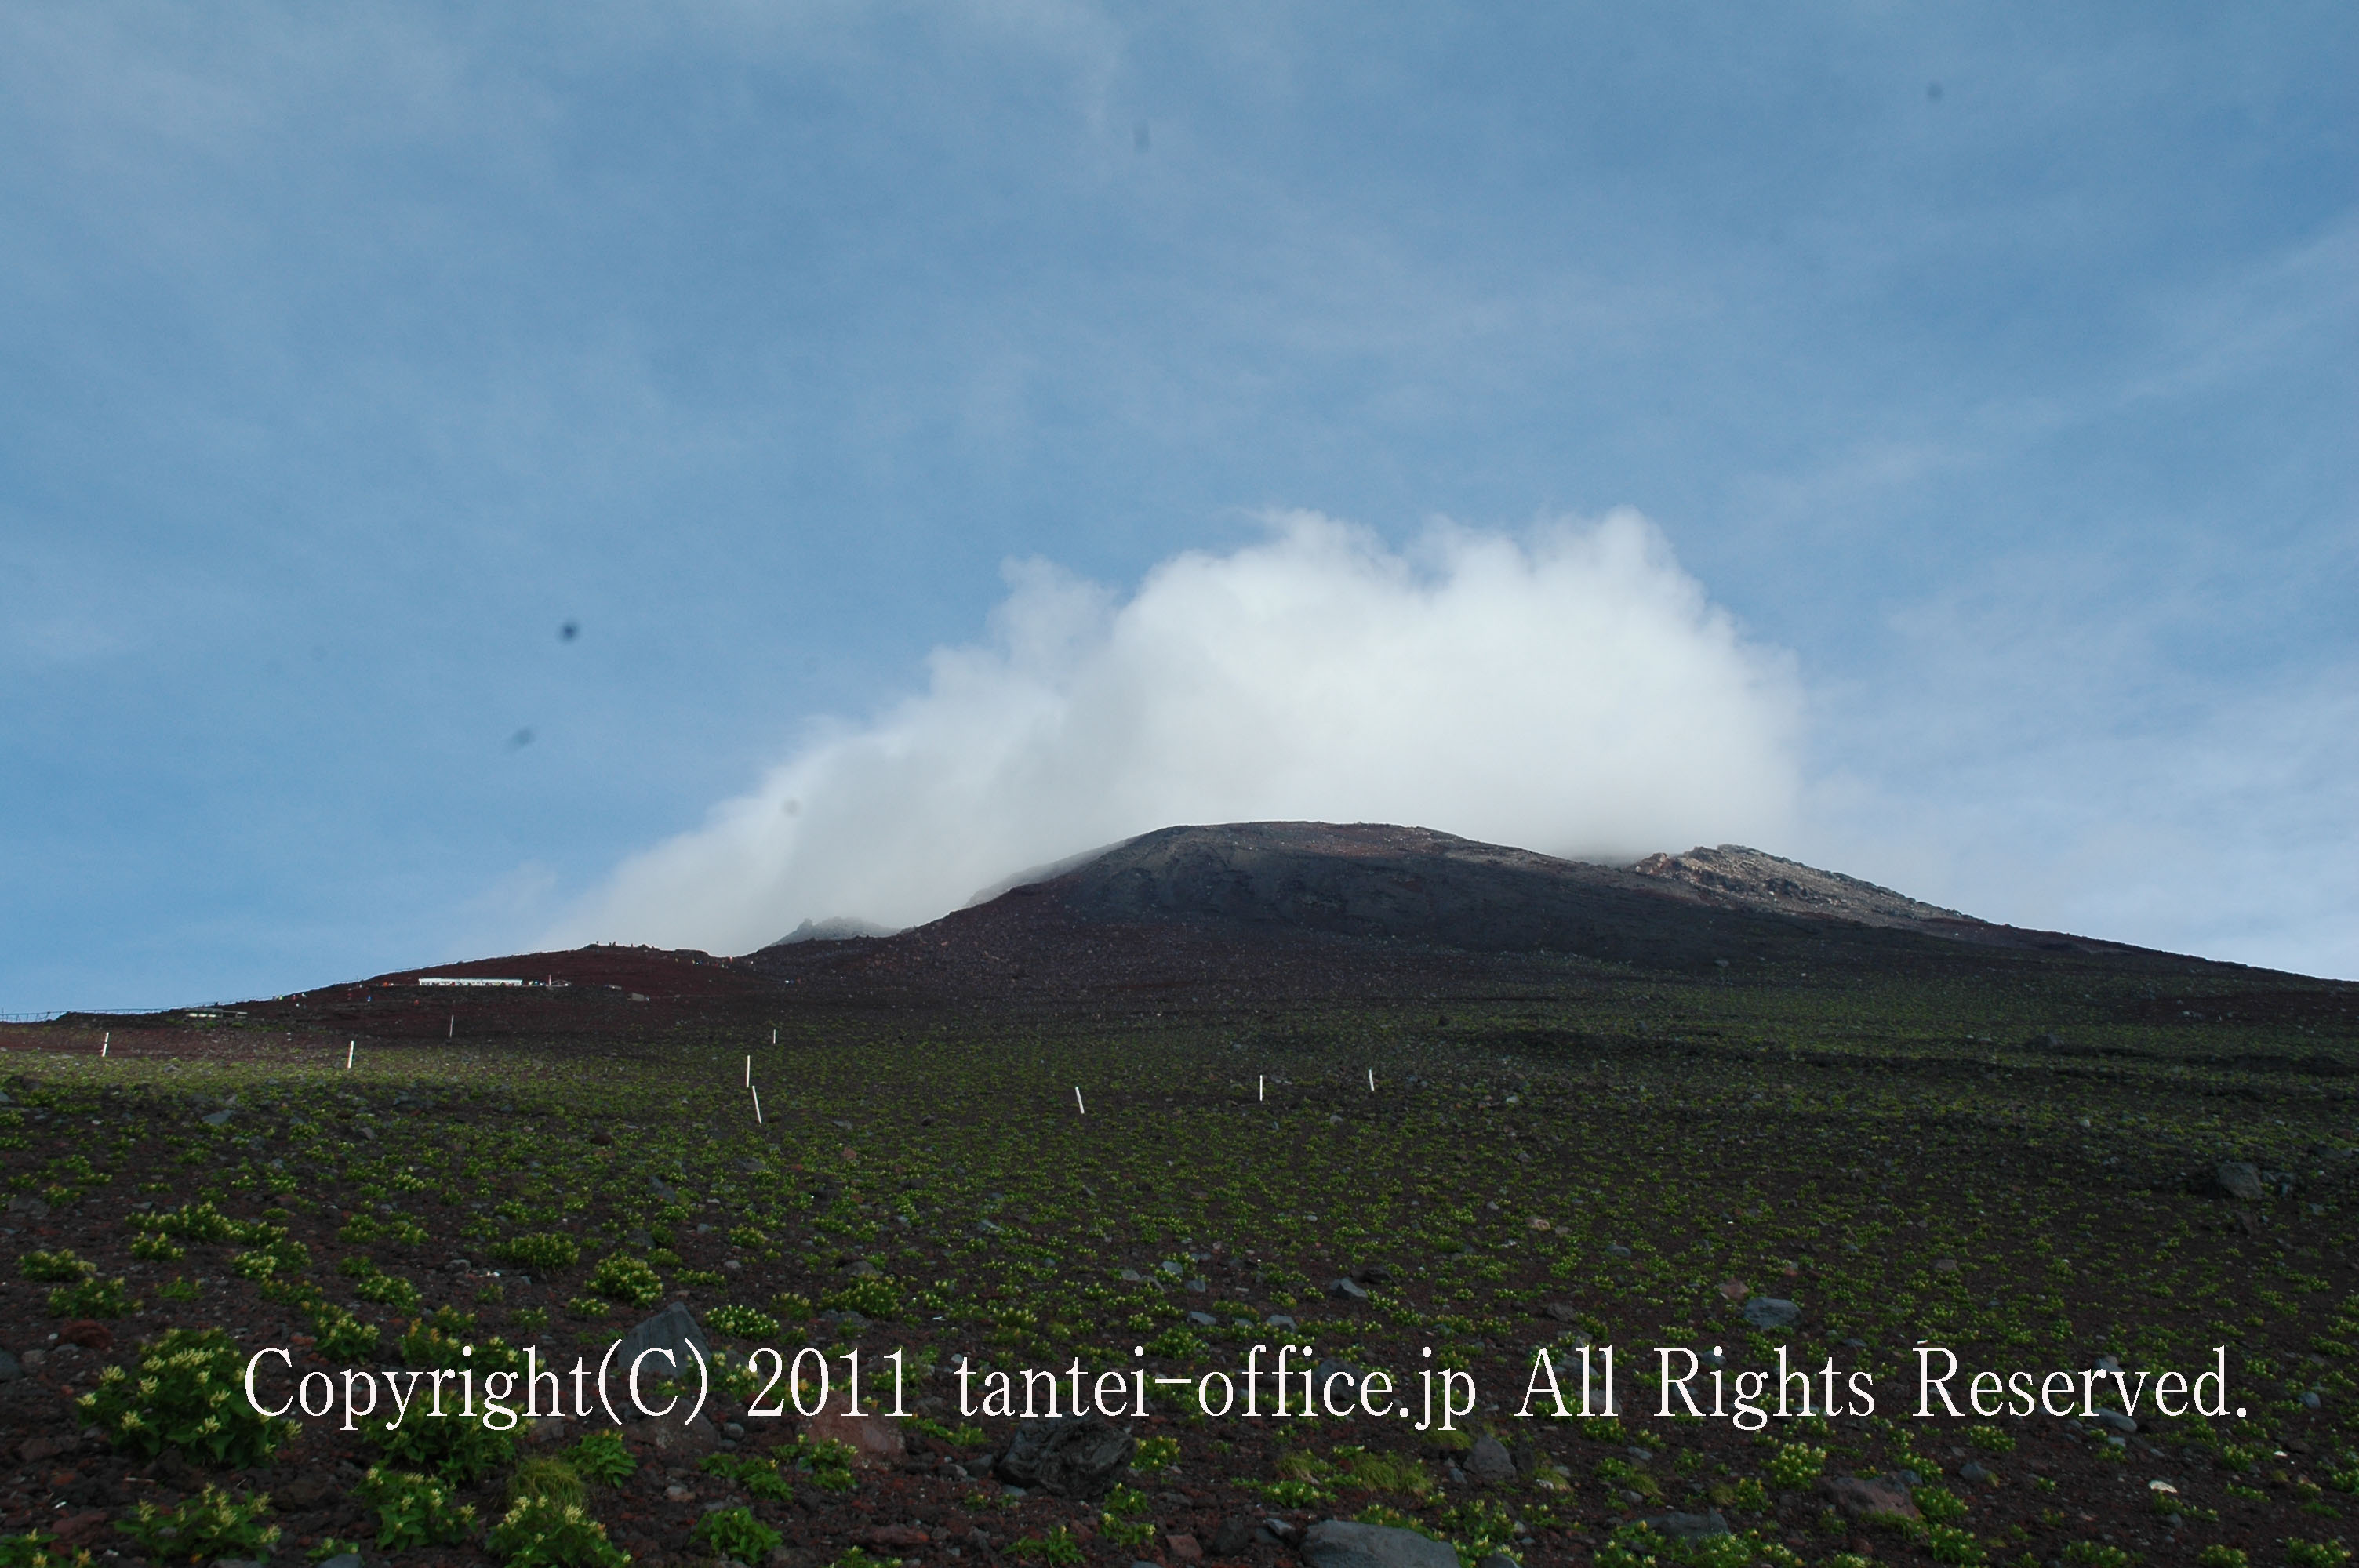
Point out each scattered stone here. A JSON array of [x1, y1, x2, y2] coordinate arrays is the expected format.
[[529, 1416, 570, 1445], [1641, 1508, 1736, 1537], [2213, 1163, 2266, 1202], [1717, 1279, 1750, 1302], [1821, 1476, 1919, 1521], [2303, 1391, 2322, 1409], [1327, 1277, 1369, 1300], [318, 1555, 362, 1568], [1209, 1515, 1256, 1556], [1301, 1519, 1460, 1568], [0, 1350, 16, 1383], [866, 1525, 930, 1549], [48, 1512, 109, 1546], [18, 1348, 45, 1372], [59, 1322, 111, 1352], [723, 1421, 747, 1439], [1168, 1534, 1204, 1561], [994, 1414, 1134, 1501], [5, 1195, 49, 1221], [1464, 1436, 1515, 1485], [445, 1257, 471, 1273], [1188, 1311, 1218, 1327], [2094, 1355, 2122, 1375], [1118, 1269, 1144, 1283], [279, 1473, 336, 1509], [665, 1483, 696, 1502], [1265, 1314, 1298, 1330], [201, 1109, 234, 1126], [1540, 1301, 1580, 1323], [646, 1417, 722, 1461], [614, 1302, 712, 1397], [1958, 1462, 1993, 1485], [1607, 1243, 1631, 1257], [1476, 1555, 1520, 1568], [2092, 1410, 2138, 1434], [1741, 1298, 1801, 1330], [1259, 1519, 1303, 1547], [846, 1259, 882, 1278], [1313, 1359, 1365, 1408], [805, 1410, 905, 1466], [1932, 1258, 1959, 1274]]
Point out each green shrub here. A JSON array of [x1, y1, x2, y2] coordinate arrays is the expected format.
[[363, 1403, 517, 1484], [489, 1496, 631, 1568], [567, 1295, 612, 1319], [128, 1233, 184, 1262], [78, 1327, 295, 1467], [783, 1434, 860, 1494], [1134, 1435, 1181, 1472], [19, 1249, 93, 1283], [354, 1272, 422, 1312], [821, 1276, 900, 1319], [707, 1302, 780, 1338], [589, 1255, 662, 1307], [309, 1302, 381, 1362], [1923, 1523, 1986, 1566], [2286, 1544, 2352, 1568], [1766, 1443, 1826, 1490], [500, 1232, 583, 1272], [139, 1200, 242, 1243], [508, 1457, 587, 1511], [1966, 1425, 2017, 1454], [114, 1485, 279, 1563], [358, 1466, 478, 1550], [2062, 1544, 2134, 1568], [48, 1277, 135, 1319], [693, 1505, 782, 1563], [2197, 1549, 2248, 1568], [568, 1429, 637, 1486], [703, 1452, 798, 1502], [397, 1310, 523, 1373], [1011, 1525, 1085, 1566], [1916, 1486, 1969, 1524], [0, 1531, 93, 1568]]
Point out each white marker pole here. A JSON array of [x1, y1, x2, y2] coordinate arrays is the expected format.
[[771, 1029, 777, 1047], [448, 1014, 454, 1039], [1074, 1086, 1086, 1116], [346, 1040, 354, 1070], [744, 1054, 751, 1087], [751, 1084, 764, 1124], [102, 1033, 110, 1058], [1369, 1068, 1376, 1092], [1259, 1075, 1265, 1102]]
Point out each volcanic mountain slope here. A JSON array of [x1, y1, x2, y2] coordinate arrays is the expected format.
[[743, 821, 2234, 1014], [130, 821, 2343, 1034]]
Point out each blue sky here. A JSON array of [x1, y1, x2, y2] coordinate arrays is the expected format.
[[4, 3, 2353, 1009]]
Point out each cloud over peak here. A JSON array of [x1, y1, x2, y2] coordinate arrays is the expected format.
[[551, 510, 1801, 954]]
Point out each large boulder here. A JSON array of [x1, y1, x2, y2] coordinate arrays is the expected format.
[[613, 1301, 712, 1413], [1741, 1298, 1801, 1330], [2212, 1163, 2266, 1202], [994, 1416, 1134, 1501], [1300, 1521, 1460, 1568], [1821, 1476, 1919, 1520]]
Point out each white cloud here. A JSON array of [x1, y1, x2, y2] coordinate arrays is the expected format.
[[551, 511, 1801, 954]]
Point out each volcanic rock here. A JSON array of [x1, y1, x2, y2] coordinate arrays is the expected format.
[[994, 1414, 1134, 1501], [1301, 1519, 1461, 1568]]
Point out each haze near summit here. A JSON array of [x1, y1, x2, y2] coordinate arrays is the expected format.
[[551, 513, 1800, 955]]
